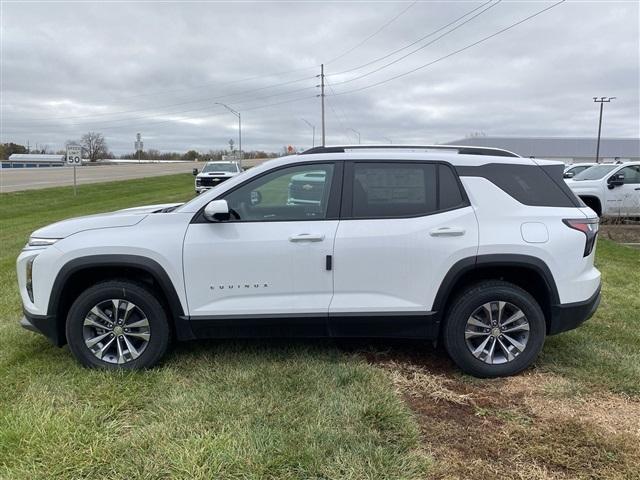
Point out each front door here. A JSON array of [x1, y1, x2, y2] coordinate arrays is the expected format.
[[183, 162, 341, 336], [329, 160, 478, 337], [605, 165, 640, 216]]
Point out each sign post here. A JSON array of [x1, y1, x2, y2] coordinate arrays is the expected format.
[[66, 145, 82, 195]]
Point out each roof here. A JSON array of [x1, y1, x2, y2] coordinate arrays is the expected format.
[[7, 154, 66, 162], [443, 137, 640, 159]]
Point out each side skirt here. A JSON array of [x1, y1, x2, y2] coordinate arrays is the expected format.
[[185, 311, 439, 340]]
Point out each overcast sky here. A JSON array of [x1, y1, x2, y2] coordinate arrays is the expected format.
[[1, 0, 638, 154]]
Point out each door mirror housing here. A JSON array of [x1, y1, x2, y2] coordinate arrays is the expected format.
[[203, 200, 230, 222], [607, 173, 625, 189], [192, 168, 199, 176], [563, 171, 575, 179]]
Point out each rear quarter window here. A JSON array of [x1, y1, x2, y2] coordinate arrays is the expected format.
[[457, 163, 581, 208]]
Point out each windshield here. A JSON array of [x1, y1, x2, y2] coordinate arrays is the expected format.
[[573, 164, 618, 180], [202, 163, 238, 173]]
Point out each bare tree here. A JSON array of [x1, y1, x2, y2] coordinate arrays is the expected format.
[[80, 132, 108, 161]]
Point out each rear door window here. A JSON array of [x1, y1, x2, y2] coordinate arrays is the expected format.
[[347, 162, 467, 219]]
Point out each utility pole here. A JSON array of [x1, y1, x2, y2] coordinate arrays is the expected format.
[[318, 64, 326, 146], [216, 102, 242, 169], [301, 118, 316, 147], [593, 97, 616, 164]]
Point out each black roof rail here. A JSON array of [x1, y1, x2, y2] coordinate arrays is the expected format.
[[300, 144, 520, 158]]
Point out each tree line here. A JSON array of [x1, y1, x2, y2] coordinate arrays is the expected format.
[[1, 131, 280, 161]]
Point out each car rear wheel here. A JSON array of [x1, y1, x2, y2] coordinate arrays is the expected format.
[[66, 280, 170, 369], [443, 280, 546, 378]]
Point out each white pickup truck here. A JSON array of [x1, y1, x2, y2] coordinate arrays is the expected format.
[[193, 161, 242, 194], [566, 162, 640, 217]]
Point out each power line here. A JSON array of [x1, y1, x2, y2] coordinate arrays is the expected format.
[[12, 73, 318, 124], [10, 83, 318, 129], [329, 0, 566, 97], [116, 64, 318, 101], [329, 0, 494, 77], [324, 78, 351, 140], [325, 1, 418, 65], [329, 0, 502, 86], [3, 94, 318, 134]]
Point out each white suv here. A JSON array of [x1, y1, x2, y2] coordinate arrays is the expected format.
[[194, 160, 241, 194], [565, 162, 640, 217], [17, 145, 601, 377]]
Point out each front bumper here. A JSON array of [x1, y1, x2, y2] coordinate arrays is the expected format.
[[21, 310, 65, 347], [548, 284, 601, 335]]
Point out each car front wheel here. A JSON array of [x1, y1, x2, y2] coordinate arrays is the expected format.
[[66, 280, 170, 369], [443, 280, 546, 378]]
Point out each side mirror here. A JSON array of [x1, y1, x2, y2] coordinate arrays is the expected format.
[[250, 190, 262, 206], [192, 168, 199, 176], [563, 171, 575, 179], [203, 200, 230, 222], [608, 173, 625, 189]]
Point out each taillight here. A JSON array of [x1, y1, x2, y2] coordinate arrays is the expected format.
[[563, 218, 599, 257]]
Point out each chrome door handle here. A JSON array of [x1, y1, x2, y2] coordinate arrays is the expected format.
[[289, 233, 325, 242], [429, 227, 466, 237]]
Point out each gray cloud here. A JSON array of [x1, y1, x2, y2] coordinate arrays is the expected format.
[[1, 1, 638, 154]]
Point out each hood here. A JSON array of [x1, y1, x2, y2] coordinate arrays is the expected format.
[[31, 203, 182, 239], [197, 171, 236, 177], [565, 179, 602, 190]]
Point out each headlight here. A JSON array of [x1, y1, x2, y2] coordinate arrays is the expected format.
[[196, 178, 202, 186], [26, 257, 35, 302], [27, 237, 60, 247]]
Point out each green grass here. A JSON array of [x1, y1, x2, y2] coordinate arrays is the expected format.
[[1, 175, 639, 478], [0, 176, 429, 479], [542, 239, 640, 395]]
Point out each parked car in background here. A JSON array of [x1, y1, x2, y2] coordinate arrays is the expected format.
[[563, 162, 596, 179], [566, 162, 640, 217], [287, 170, 328, 205], [194, 161, 241, 194]]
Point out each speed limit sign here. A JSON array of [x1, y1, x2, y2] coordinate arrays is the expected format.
[[66, 145, 82, 165]]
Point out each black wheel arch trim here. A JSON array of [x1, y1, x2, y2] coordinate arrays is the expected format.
[[47, 255, 194, 342], [432, 253, 561, 318]]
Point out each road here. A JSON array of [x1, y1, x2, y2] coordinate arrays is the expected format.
[[0, 158, 269, 193]]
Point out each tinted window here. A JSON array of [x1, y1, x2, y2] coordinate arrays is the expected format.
[[352, 163, 438, 218], [222, 164, 334, 221], [439, 165, 466, 210], [458, 163, 579, 208], [617, 165, 640, 184]]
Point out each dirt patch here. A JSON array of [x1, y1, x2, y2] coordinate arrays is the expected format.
[[600, 224, 640, 244], [363, 347, 640, 480]]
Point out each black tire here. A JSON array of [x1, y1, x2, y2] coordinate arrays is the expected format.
[[66, 280, 170, 369], [443, 280, 546, 378]]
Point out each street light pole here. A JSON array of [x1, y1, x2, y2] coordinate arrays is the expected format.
[[301, 118, 316, 147], [348, 128, 361, 144], [593, 96, 616, 164], [215, 102, 242, 168]]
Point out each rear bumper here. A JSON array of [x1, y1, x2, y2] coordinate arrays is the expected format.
[[21, 310, 65, 347], [548, 283, 601, 335]]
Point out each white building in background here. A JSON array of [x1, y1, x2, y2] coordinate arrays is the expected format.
[[444, 137, 640, 164], [2, 154, 66, 168]]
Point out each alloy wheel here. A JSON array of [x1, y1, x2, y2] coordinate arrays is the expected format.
[[82, 299, 151, 364], [464, 301, 530, 365]]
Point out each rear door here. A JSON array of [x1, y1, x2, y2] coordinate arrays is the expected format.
[[329, 160, 478, 337]]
